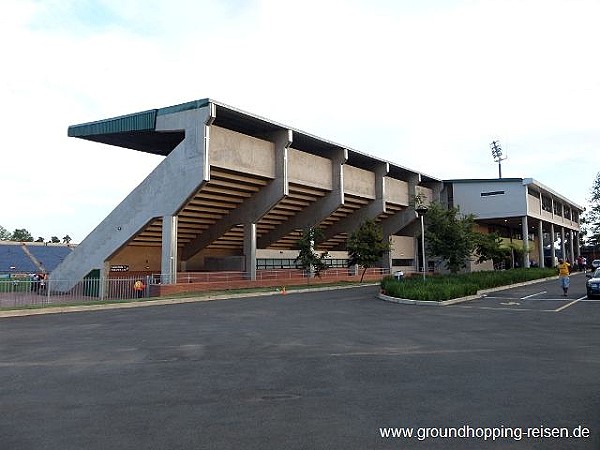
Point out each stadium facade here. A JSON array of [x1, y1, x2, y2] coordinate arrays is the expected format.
[[51, 99, 440, 292], [49, 99, 583, 293]]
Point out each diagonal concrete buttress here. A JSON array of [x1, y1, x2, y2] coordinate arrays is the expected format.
[[51, 106, 216, 292], [180, 129, 293, 262], [321, 162, 389, 244], [257, 147, 348, 249]]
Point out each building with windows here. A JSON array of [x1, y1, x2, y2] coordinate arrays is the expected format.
[[443, 178, 583, 270]]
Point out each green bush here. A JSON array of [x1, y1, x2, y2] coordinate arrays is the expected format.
[[381, 268, 556, 301]]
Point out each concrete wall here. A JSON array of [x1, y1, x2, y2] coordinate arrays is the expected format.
[[385, 177, 410, 206], [288, 149, 332, 190], [343, 165, 376, 198], [108, 246, 161, 272], [452, 180, 526, 218], [209, 126, 275, 178]]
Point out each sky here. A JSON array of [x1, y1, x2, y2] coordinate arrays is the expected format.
[[1, 0, 599, 243]]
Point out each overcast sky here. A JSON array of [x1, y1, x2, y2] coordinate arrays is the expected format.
[[1, 0, 598, 243]]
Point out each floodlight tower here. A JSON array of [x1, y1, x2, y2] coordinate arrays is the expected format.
[[490, 140, 506, 178]]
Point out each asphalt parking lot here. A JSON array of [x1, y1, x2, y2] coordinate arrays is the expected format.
[[0, 279, 599, 450]]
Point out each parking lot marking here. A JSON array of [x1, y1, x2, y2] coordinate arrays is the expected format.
[[521, 291, 546, 299], [554, 299, 581, 312]]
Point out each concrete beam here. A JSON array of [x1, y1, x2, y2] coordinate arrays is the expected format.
[[181, 129, 292, 261], [257, 148, 348, 248], [51, 106, 215, 291], [321, 162, 389, 243], [381, 208, 419, 237]]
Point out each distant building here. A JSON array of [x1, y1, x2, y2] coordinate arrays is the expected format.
[[443, 178, 583, 270]]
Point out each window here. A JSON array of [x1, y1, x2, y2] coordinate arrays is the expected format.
[[480, 190, 505, 197], [542, 195, 552, 213]]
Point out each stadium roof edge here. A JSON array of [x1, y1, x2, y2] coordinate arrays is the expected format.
[[66, 98, 441, 182]]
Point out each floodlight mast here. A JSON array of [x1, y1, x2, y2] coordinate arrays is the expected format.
[[490, 140, 506, 178]]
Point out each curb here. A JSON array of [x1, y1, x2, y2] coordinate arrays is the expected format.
[[377, 274, 568, 307]]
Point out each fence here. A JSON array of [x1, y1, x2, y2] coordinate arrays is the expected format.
[[0, 276, 145, 309], [0, 268, 391, 309]]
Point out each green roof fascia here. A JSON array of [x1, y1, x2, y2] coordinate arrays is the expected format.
[[157, 99, 210, 116], [68, 109, 158, 138]]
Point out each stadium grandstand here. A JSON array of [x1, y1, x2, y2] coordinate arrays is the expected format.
[[49, 98, 440, 297], [0, 242, 74, 275], [47, 98, 582, 299]]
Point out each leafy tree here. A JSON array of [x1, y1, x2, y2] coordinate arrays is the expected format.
[[50, 236, 60, 243], [0, 225, 10, 241], [583, 172, 600, 248], [295, 227, 329, 280], [424, 202, 505, 273], [11, 228, 34, 242], [35, 237, 45, 243], [63, 235, 72, 244], [347, 219, 391, 282], [474, 231, 511, 267]]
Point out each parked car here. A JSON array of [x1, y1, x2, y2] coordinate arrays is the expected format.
[[592, 259, 600, 270], [586, 268, 600, 299]]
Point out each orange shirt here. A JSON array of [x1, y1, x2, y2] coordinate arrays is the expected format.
[[558, 262, 570, 277]]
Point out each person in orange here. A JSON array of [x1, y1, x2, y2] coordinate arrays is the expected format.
[[133, 279, 146, 298], [557, 258, 571, 297]]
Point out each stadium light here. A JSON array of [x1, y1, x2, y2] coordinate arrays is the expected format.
[[490, 140, 507, 178]]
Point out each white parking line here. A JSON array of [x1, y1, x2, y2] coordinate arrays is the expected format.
[[554, 299, 582, 312], [521, 291, 546, 299]]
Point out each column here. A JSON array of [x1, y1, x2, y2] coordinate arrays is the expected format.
[[550, 223, 556, 266], [522, 216, 530, 268], [538, 220, 545, 268], [560, 227, 566, 262], [569, 229, 575, 263], [161, 215, 178, 284], [244, 222, 257, 281]]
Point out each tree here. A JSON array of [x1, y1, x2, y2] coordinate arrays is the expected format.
[[11, 228, 34, 242], [424, 202, 505, 273], [35, 237, 45, 243], [347, 219, 391, 282], [0, 225, 10, 241], [474, 231, 511, 267], [583, 172, 600, 249], [295, 227, 329, 280], [63, 235, 72, 244], [49, 236, 60, 243]]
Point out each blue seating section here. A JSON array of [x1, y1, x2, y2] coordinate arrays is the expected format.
[[0, 244, 74, 273], [0, 245, 38, 273], [27, 246, 73, 272]]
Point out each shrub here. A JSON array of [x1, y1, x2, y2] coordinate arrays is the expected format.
[[381, 268, 556, 301]]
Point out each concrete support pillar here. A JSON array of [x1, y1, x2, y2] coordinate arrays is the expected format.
[[244, 222, 257, 281], [161, 215, 178, 284], [538, 220, 545, 268], [550, 223, 556, 266], [569, 229, 575, 263], [522, 216, 530, 268], [560, 227, 566, 262], [576, 231, 581, 258]]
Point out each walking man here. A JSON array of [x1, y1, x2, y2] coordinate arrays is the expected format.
[[557, 258, 571, 297]]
